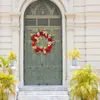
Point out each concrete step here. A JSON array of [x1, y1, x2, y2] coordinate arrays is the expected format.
[[18, 86, 69, 100]]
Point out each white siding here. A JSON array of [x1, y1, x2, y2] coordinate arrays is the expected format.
[[0, 0, 12, 56], [73, 0, 100, 69], [86, 2, 100, 68]]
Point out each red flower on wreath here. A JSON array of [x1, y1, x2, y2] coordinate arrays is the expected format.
[[46, 45, 52, 53], [31, 30, 55, 55], [32, 42, 36, 46], [34, 47, 40, 52]]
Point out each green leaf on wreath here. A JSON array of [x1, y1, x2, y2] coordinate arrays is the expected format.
[[45, 32, 48, 35], [30, 34, 33, 36], [51, 34, 56, 38], [40, 46, 43, 48], [52, 48, 55, 52], [36, 28, 40, 32], [40, 36, 42, 40], [44, 47, 46, 49], [37, 40, 40, 43]]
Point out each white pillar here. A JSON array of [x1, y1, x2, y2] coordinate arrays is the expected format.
[[11, 13, 21, 80], [65, 14, 75, 79]]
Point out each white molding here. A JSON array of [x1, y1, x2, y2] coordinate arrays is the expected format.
[[18, 0, 67, 13], [86, 4, 100, 6], [0, 13, 11, 17], [11, 14, 20, 80], [65, 13, 74, 78], [73, 4, 100, 7], [11, 12, 21, 16], [65, 12, 100, 17], [0, 12, 21, 17], [73, 4, 85, 7], [65, 13, 75, 17], [19, 0, 67, 87]]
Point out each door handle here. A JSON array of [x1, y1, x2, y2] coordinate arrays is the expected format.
[[41, 63, 43, 66]]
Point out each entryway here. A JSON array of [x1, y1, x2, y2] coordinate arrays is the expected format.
[[24, 0, 62, 85]]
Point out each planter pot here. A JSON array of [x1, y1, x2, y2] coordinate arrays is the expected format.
[[10, 60, 15, 67], [72, 59, 77, 66]]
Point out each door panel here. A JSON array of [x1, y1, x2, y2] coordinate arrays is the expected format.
[[24, 0, 62, 85], [24, 28, 62, 85]]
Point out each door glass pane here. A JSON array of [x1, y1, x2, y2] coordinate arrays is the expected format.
[[50, 18, 61, 26], [38, 19, 48, 26], [25, 19, 36, 26]]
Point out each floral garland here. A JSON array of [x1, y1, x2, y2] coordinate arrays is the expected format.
[[31, 30, 55, 55]]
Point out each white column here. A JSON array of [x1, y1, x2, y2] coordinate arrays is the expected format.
[[11, 13, 21, 80], [65, 14, 75, 79]]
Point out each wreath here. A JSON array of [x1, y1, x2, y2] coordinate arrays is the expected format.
[[31, 29, 55, 55]]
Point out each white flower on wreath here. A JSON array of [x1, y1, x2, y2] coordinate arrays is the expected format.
[[37, 32, 40, 36]]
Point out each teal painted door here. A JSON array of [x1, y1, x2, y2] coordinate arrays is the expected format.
[[24, 0, 62, 85]]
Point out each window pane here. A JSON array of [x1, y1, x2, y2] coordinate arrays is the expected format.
[[50, 18, 61, 26], [25, 19, 36, 26], [38, 19, 48, 26]]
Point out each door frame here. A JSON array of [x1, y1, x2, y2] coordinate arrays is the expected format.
[[19, 0, 67, 87]]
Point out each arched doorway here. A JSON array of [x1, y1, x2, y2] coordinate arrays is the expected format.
[[24, 0, 62, 85]]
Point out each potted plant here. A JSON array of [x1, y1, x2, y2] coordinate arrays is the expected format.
[[7, 51, 16, 67], [0, 51, 18, 100], [0, 51, 16, 74], [0, 73, 18, 100], [67, 47, 81, 66], [69, 64, 99, 100]]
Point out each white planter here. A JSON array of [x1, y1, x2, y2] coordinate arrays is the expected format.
[[72, 59, 77, 66], [10, 60, 16, 67]]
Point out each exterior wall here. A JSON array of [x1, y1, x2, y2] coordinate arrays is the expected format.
[[73, 0, 100, 71], [0, 0, 20, 100], [0, 0, 20, 78], [0, 0, 100, 79], [0, 0, 12, 57], [0, 0, 100, 99]]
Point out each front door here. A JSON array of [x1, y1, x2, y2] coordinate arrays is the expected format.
[[24, 0, 62, 85]]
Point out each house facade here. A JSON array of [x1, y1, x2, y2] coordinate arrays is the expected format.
[[0, 0, 100, 99]]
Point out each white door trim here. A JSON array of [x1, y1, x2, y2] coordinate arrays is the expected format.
[[19, 0, 67, 87]]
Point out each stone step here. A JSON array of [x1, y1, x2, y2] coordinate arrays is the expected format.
[[18, 87, 69, 100]]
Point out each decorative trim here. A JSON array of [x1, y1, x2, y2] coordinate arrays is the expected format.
[[0, 12, 21, 17], [19, 0, 67, 86], [65, 12, 100, 17], [31, 30, 55, 55], [10, 12, 21, 16], [19, 0, 67, 13], [0, 13, 11, 17], [74, 4, 100, 7], [65, 13, 75, 17], [59, 0, 67, 12], [86, 4, 100, 6], [73, 4, 85, 7]]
